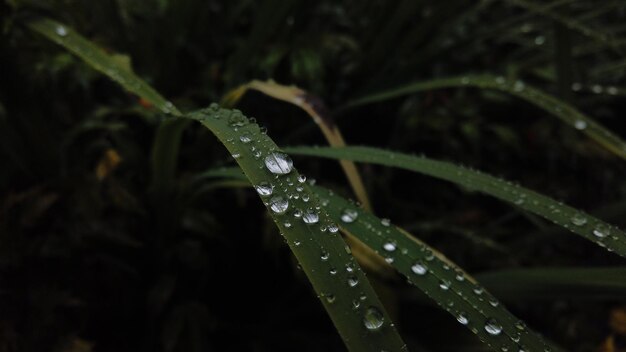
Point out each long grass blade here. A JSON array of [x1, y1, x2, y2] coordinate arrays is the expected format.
[[187, 106, 407, 352], [476, 267, 626, 301], [312, 185, 559, 352], [26, 18, 180, 117], [340, 75, 626, 160], [26, 17, 186, 196], [286, 146, 626, 258]]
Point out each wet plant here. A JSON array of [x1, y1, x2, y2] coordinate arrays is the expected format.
[[2, 1, 626, 351]]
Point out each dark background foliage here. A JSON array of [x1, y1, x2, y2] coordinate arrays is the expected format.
[[1, 0, 626, 351]]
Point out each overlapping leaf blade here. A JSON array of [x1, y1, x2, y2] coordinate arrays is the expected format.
[[340, 75, 626, 160], [286, 145, 626, 258]]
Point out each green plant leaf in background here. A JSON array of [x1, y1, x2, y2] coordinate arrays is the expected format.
[[285, 146, 626, 258], [340, 75, 626, 160]]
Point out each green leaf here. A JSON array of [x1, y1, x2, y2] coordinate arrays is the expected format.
[[476, 267, 626, 301], [285, 146, 626, 258], [311, 185, 560, 352], [26, 17, 180, 116], [340, 75, 626, 160], [186, 106, 407, 352], [191, 165, 560, 351]]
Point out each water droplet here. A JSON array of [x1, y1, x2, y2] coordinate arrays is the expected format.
[[591, 85, 603, 94], [341, 208, 359, 223], [484, 318, 502, 336], [325, 294, 335, 304], [293, 209, 303, 218], [269, 196, 289, 214], [513, 81, 525, 92], [607, 86, 618, 95], [55, 25, 68, 37], [382, 241, 397, 252], [411, 261, 427, 275], [254, 182, 273, 196], [228, 113, 248, 127], [473, 287, 484, 296], [570, 214, 587, 226], [320, 251, 329, 261], [352, 299, 361, 309], [381, 218, 391, 226], [574, 120, 587, 130], [495, 76, 506, 85], [328, 223, 339, 233], [348, 276, 359, 287], [239, 133, 252, 143], [284, 221, 292, 228], [232, 153, 241, 159], [264, 152, 293, 175], [439, 280, 451, 290], [302, 211, 319, 224], [593, 224, 610, 238], [571, 82, 583, 91], [297, 175, 306, 183], [363, 307, 384, 331], [346, 263, 354, 272], [329, 268, 337, 275], [534, 35, 545, 45], [457, 312, 469, 325]]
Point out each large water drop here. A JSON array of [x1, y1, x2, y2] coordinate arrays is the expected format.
[[264, 153, 293, 175], [363, 307, 384, 331], [269, 196, 289, 214]]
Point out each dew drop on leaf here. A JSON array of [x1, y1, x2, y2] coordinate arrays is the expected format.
[[574, 120, 587, 130], [340, 208, 359, 223], [347, 276, 359, 287], [55, 25, 68, 37], [411, 261, 427, 275], [302, 211, 319, 224], [264, 152, 293, 174], [570, 214, 587, 226], [363, 307, 384, 331], [254, 182, 273, 196], [239, 133, 252, 143], [269, 196, 289, 214], [382, 241, 396, 252], [457, 312, 469, 325], [328, 223, 339, 233], [484, 318, 503, 336], [593, 224, 610, 238]]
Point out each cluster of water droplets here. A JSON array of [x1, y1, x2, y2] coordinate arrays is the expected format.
[[206, 105, 397, 334]]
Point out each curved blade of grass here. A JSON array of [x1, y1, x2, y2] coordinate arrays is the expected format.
[[340, 75, 626, 160], [311, 185, 560, 352], [286, 146, 626, 258], [222, 80, 372, 210], [476, 267, 626, 301], [186, 106, 407, 352], [25, 17, 186, 196], [26, 18, 180, 117]]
